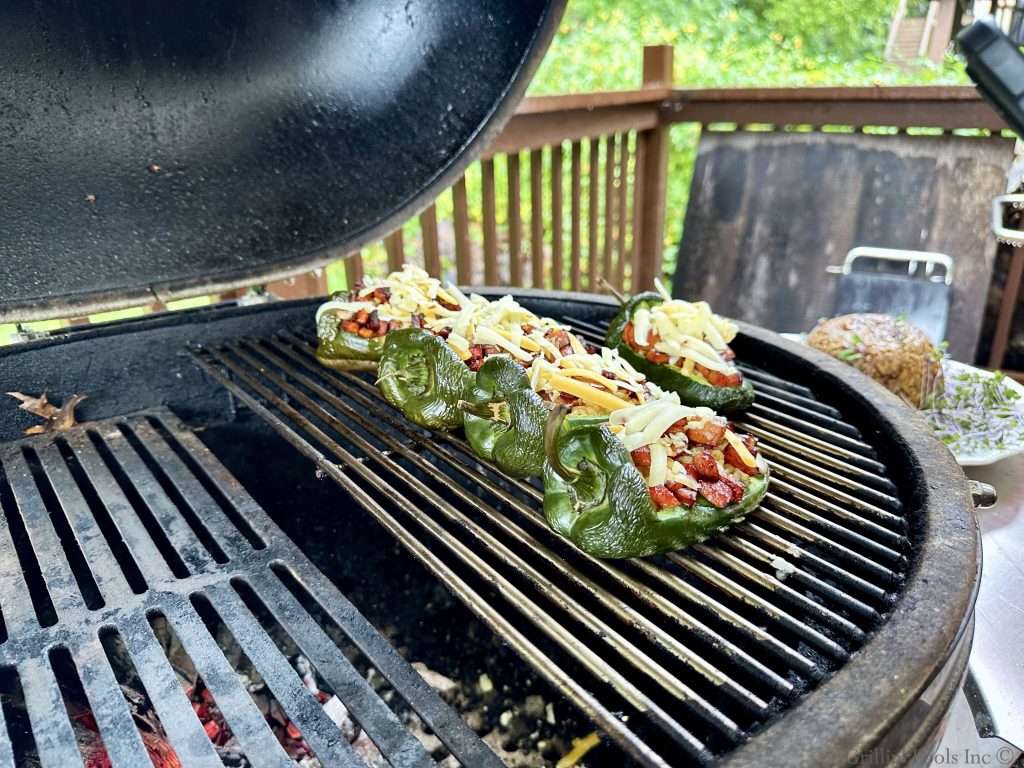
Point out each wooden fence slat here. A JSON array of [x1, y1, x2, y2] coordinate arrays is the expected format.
[[587, 137, 600, 291], [419, 204, 441, 278], [530, 149, 545, 288], [632, 45, 673, 291], [385, 230, 404, 272], [482, 157, 499, 285], [603, 134, 616, 289], [614, 132, 630, 291], [551, 143, 564, 291], [570, 140, 583, 292], [507, 153, 523, 286], [344, 252, 364, 289], [630, 133, 648, 292], [453, 176, 472, 284]]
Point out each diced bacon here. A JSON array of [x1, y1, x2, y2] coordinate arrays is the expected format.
[[719, 474, 746, 503], [699, 479, 734, 509], [545, 329, 571, 349], [410, 313, 424, 328], [342, 320, 360, 334], [630, 446, 652, 475], [353, 308, 369, 324], [689, 450, 719, 480], [665, 418, 688, 435], [437, 295, 460, 311], [724, 434, 760, 475], [649, 485, 680, 509], [667, 482, 697, 506], [357, 327, 375, 338], [686, 419, 727, 446]]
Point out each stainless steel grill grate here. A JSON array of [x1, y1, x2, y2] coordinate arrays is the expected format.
[[192, 320, 912, 768], [0, 409, 495, 768]]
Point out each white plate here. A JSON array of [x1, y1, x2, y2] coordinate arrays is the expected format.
[[927, 360, 1024, 467], [775, 333, 1024, 467]]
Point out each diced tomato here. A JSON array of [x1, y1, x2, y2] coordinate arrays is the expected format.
[[719, 474, 746, 503], [357, 327, 375, 338], [623, 321, 636, 347], [696, 363, 743, 388], [724, 434, 760, 475], [690, 450, 719, 480], [630, 446, 652, 475], [646, 350, 670, 364], [698, 479, 734, 509], [341, 320, 361, 334], [649, 485, 680, 509], [686, 419, 727, 446], [667, 482, 697, 506]]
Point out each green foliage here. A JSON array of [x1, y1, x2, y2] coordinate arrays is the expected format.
[[523, 0, 968, 282]]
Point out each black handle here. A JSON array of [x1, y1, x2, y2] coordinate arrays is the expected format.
[[959, 17, 1024, 138]]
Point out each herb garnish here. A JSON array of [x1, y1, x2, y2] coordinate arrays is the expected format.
[[924, 368, 1024, 455]]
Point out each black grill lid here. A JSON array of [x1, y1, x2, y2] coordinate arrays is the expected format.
[[0, 0, 563, 321]]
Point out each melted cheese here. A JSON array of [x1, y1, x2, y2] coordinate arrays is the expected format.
[[724, 430, 757, 467], [648, 442, 668, 487], [546, 374, 634, 412]]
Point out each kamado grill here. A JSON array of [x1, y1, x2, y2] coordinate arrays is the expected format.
[[0, 2, 982, 767]]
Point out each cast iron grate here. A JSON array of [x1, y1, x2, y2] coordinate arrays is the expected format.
[[191, 321, 911, 768], [0, 409, 498, 768]]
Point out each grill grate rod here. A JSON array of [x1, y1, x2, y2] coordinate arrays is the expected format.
[[193, 348, 706, 768], [221, 340, 754, 737], [273, 334, 883, 678], [265, 335, 818, 689]]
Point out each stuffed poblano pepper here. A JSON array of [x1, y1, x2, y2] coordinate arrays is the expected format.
[[316, 265, 465, 370], [460, 356, 613, 478], [542, 394, 769, 559], [605, 281, 754, 413], [378, 328, 475, 430]]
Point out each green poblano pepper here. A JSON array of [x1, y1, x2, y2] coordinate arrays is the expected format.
[[605, 292, 755, 413], [542, 408, 769, 559], [378, 328, 474, 430], [315, 312, 386, 372], [459, 357, 549, 478]]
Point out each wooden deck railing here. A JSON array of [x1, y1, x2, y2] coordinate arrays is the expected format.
[[267, 46, 1004, 304]]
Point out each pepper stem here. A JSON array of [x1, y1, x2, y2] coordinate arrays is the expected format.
[[598, 277, 628, 306], [457, 399, 510, 423], [544, 405, 580, 481]]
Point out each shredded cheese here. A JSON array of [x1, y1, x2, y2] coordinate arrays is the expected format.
[[648, 442, 668, 487], [724, 430, 757, 467], [546, 374, 635, 412]]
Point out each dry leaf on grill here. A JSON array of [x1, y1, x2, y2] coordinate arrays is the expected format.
[[6, 391, 88, 435]]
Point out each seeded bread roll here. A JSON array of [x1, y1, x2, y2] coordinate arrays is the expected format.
[[807, 314, 942, 408]]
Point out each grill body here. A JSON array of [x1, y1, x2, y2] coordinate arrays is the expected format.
[[0, 291, 980, 766]]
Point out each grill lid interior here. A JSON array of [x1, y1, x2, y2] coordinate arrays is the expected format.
[[0, 0, 562, 322]]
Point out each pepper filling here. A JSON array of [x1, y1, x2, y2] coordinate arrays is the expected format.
[[621, 279, 745, 389], [608, 395, 766, 511]]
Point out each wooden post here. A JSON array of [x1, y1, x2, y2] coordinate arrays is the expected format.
[[989, 246, 1024, 369], [925, 0, 957, 64], [632, 45, 673, 291]]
